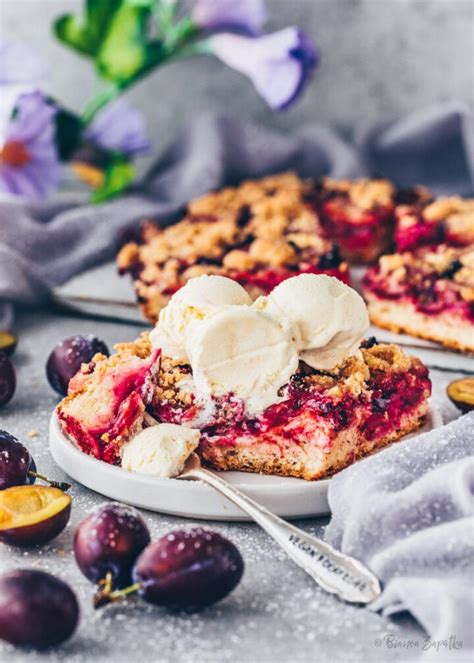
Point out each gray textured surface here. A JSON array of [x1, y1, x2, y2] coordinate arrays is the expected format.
[[2, 0, 473, 163], [0, 304, 464, 663]]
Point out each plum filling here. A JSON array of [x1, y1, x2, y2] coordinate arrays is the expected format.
[[229, 263, 350, 293], [58, 349, 161, 463], [152, 361, 430, 456], [395, 221, 442, 253], [154, 263, 350, 300], [362, 363, 430, 441], [395, 216, 472, 253], [316, 200, 394, 254], [364, 266, 474, 323]]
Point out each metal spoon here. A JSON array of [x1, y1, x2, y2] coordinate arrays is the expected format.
[[178, 453, 381, 604]]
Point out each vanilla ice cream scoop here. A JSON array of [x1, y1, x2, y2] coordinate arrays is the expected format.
[[121, 424, 200, 478], [255, 274, 369, 371], [150, 275, 252, 362], [188, 306, 299, 414]]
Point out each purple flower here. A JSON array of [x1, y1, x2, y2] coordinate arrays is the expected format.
[[193, 0, 267, 36], [0, 39, 48, 144], [0, 92, 61, 201], [211, 27, 319, 110], [85, 100, 151, 157]]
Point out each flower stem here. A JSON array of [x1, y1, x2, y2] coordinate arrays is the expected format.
[[81, 85, 122, 126], [28, 471, 71, 492]]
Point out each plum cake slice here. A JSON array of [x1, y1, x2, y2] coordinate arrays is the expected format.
[[57, 335, 431, 481], [363, 245, 474, 353]]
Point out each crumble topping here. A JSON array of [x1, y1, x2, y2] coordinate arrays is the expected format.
[[151, 342, 415, 412], [154, 356, 193, 406], [117, 171, 345, 322], [362, 343, 413, 374], [321, 177, 395, 210], [114, 332, 153, 359], [423, 196, 474, 222]]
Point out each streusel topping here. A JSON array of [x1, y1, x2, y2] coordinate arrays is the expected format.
[[321, 177, 395, 210], [117, 172, 346, 322], [423, 196, 474, 221], [118, 172, 332, 277], [373, 246, 474, 303]]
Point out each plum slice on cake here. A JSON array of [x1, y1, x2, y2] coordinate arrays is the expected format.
[[363, 245, 474, 353], [57, 275, 431, 480], [117, 172, 349, 324]]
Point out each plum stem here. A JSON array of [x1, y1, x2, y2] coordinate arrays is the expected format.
[[28, 470, 71, 492], [93, 571, 114, 608], [94, 582, 141, 610]]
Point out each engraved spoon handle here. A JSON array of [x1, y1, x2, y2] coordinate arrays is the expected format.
[[180, 465, 381, 604]]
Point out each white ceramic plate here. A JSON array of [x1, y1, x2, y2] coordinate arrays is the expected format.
[[49, 406, 442, 521]]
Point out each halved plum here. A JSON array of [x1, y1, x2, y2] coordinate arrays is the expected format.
[[447, 378, 474, 413], [0, 485, 71, 546], [0, 331, 17, 357]]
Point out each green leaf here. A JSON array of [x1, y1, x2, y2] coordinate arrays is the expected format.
[[54, 1, 122, 56], [54, 14, 95, 56], [86, 0, 122, 46], [96, 4, 163, 83], [90, 158, 135, 203], [54, 0, 165, 86]]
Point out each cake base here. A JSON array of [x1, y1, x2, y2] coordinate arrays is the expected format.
[[200, 402, 428, 481], [367, 297, 474, 354]]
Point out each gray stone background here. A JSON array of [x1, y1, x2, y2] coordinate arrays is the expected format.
[[2, 0, 473, 160]]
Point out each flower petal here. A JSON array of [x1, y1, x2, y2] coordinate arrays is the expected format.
[[211, 28, 318, 110], [86, 100, 151, 157], [0, 91, 61, 201], [193, 0, 267, 36]]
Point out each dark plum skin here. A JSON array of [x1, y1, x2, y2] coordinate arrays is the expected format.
[[0, 570, 79, 648], [133, 528, 244, 610], [0, 431, 35, 490], [0, 352, 16, 406], [46, 335, 109, 395], [74, 503, 150, 588], [26, 457, 37, 485]]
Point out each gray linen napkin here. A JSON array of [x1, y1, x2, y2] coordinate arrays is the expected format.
[[1, 103, 473, 327], [325, 412, 474, 653]]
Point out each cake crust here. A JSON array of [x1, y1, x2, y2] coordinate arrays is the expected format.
[[366, 297, 474, 353]]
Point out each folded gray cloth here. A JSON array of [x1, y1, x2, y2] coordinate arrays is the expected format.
[[1, 103, 473, 328], [325, 412, 474, 654]]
